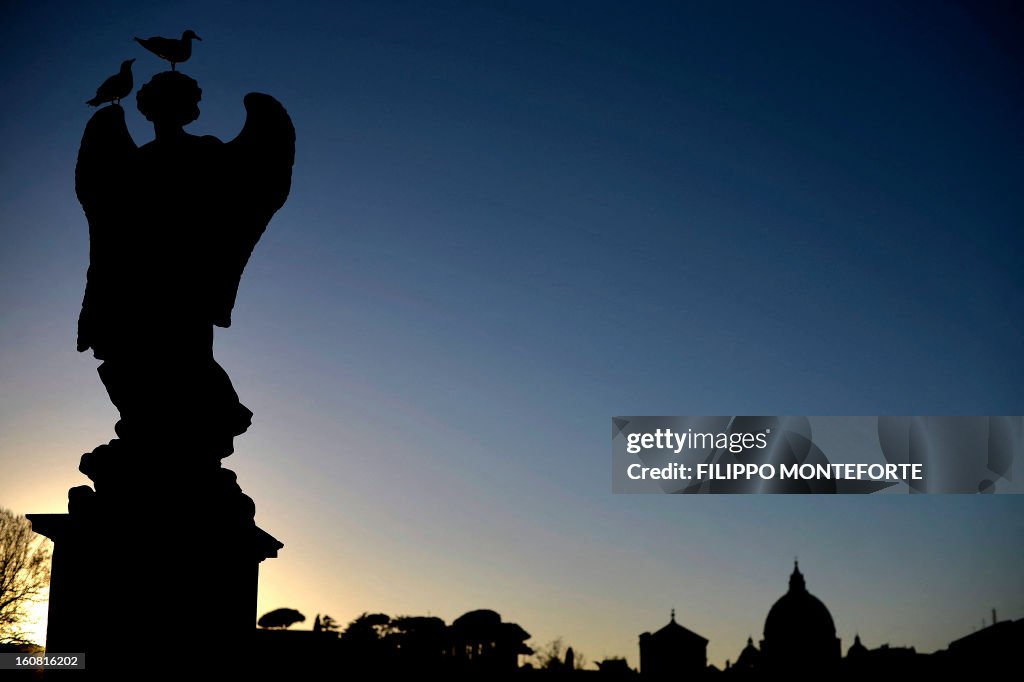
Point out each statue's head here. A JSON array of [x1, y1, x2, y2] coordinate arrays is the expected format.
[[136, 71, 202, 130]]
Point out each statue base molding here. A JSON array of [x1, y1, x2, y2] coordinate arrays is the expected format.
[[28, 511, 281, 674]]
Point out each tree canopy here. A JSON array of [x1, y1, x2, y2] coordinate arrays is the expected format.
[[258, 608, 305, 629]]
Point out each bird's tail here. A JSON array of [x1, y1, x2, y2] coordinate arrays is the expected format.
[[133, 36, 143, 45], [86, 96, 102, 106]]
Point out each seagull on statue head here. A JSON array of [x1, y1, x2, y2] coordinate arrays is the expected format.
[[134, 29, 202, 71]]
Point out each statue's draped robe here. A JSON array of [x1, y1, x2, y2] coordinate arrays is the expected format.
[[75, 96, 294, 456]]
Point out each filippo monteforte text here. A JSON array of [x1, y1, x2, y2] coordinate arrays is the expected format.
[[627, 462, 923, 481]]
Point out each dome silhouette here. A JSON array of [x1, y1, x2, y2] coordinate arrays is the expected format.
[[764, 561, 837, 641], [760, 562, 841, 673]]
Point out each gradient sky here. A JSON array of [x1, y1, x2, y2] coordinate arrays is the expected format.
[[1, 0, 1022, 668]]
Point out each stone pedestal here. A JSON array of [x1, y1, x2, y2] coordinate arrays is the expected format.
[[28, 512, 281, 674]]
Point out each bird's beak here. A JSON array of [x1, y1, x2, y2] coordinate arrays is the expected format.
[[195, 35, 203, 41]]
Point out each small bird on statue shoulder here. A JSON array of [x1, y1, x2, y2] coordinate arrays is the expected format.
[[134, 29, 202, 70], [86, 58, 135, 106]]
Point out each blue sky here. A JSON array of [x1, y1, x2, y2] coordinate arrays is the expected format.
[[1, 0, 1021, 666]]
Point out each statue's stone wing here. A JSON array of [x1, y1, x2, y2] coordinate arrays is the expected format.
[[212, 93, 296, 327], [75, 105, 138, 354]]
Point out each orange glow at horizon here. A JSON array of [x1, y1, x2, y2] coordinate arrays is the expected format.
[[23, 598, 48, 649]]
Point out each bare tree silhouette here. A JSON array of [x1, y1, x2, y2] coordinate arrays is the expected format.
[[0, 508, 51, 644], [534, 637, 588, 670]]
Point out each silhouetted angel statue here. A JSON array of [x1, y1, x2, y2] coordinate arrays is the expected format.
[[75, 71, 294, 465]]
